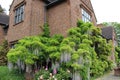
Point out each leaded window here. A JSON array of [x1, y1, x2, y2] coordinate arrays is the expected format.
[[15, 5, 24, 24]]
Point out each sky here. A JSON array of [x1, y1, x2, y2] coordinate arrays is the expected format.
[[0, 0, 13, 14], [0, 0, 120, 24], [91, 0, 120, 23]]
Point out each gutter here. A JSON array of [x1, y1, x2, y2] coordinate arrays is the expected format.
[[47, 0, 65, 8]]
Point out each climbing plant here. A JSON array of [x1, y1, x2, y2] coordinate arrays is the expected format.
[[7, 20, 113, 80], [42, 23, 50, 37], [115, 47, 120, 67]]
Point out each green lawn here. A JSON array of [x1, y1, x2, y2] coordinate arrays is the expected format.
[[0, 66, 25, 80]]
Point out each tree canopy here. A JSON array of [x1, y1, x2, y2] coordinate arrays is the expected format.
[[0, 5, 5, 13]]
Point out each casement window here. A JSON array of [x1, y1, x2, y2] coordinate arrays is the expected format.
[[82, 9, 91, 22], [11, 44, 15, 48], [14, 5, 24, 24]]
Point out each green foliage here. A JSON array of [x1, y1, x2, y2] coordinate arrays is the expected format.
[[91, 60, 106, 77], [82, 39, 92, 45], [55, 68, 71, 80], [7, 20, 113, 80], [0, 40, 9, 66], [115, 46, 120, 66], [77, 20, 84, 27], [7, 36, 49, 74], [0, 66, 25, 80], [60, 45, 72, 52], [91, 27, 101, 36], [68, 27, 81, 36], [35, 68, 71, 80], [72, 52, 80, 61], [50, 52, 60, 61], [80, 66, 89, 80], [71, 63, 81, 70], [52, 34, 64, 43], [115, 46, 120, 58], [42, 23, 50, 37], [35, 69, 51, 80]]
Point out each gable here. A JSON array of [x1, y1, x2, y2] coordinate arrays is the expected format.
[[10, 0, 25, 10], [81, 0, 94, 11]]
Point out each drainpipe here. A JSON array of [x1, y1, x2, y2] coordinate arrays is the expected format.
[[30, 0, 33, 36], [44, 3, 47, 23]]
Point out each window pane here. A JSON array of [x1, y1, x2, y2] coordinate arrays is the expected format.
[[21, 13, 23, 21], [82, 9, 91, 22], [19, 15, 21, 22], [82, 9, 84, 14], [15, 16, 18, 23], [21, 5, 24, 13]]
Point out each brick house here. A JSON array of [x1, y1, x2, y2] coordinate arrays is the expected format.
[[0, 13, 9, 44], [7, 0, 97, 46]]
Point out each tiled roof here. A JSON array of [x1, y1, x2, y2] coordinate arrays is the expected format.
[[102, 26, 113, 40], [0, 13, 9, 26]]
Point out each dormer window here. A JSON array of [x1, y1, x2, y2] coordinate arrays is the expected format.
[[14, 5, 24, 24], [82, 8, 91, 22]]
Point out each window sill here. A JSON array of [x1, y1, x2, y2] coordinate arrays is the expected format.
[[13, 20, 24, 26]]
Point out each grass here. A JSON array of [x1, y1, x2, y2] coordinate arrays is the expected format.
[[0, 66, 25, 80]]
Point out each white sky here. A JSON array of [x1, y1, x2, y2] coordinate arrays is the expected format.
[[0, 0, 13, 14], [0, 0, 120, 24], [91, 0, 120, 23]]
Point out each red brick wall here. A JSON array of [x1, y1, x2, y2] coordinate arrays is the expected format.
[[69, 0, 82, 27], [47, 1, 71, 36], [30, 0, 44, 36]]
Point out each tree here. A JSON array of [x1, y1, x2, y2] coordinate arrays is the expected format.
[[0, 5, 5, 13]]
